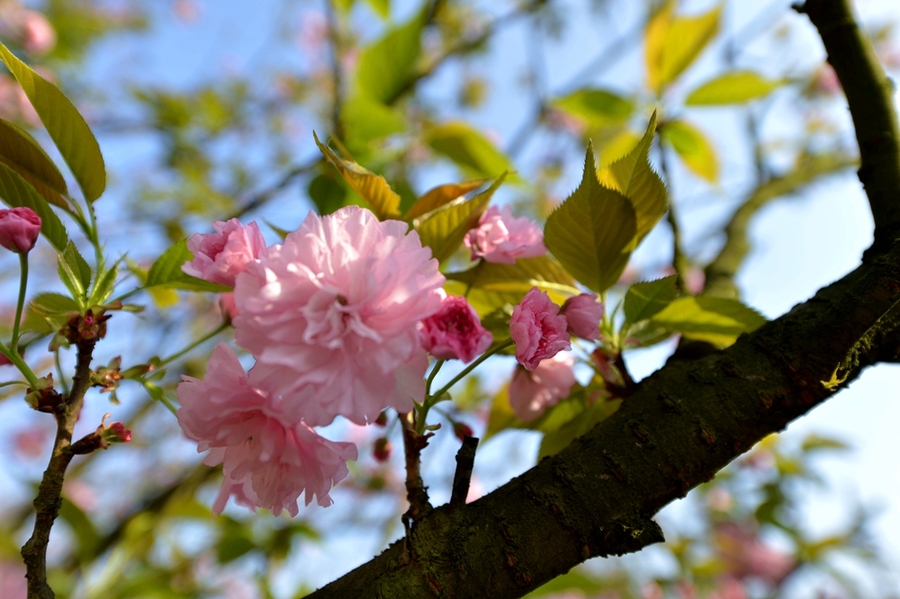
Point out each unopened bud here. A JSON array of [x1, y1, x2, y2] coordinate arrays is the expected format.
[[373, 411, 388, 427], [373, 437, 392, 462], [25, 374, 61, 413], [453, 422, 474, 441]]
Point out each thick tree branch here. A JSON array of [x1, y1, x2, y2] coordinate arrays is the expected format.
[[305, 2, 900, 597]]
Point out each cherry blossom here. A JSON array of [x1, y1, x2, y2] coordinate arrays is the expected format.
[[419, 292, 493, 363], [463, 205, 546, 264], [560, 293, 604, 340], [510, 287, 571, 370], [508, 353, 576, 422], [183, 218, 267, 287]]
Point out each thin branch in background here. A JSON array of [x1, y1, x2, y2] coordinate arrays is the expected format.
[[657, 141, 688, 293], [227, 156, 320, 220], [325, 0, 344, 142]]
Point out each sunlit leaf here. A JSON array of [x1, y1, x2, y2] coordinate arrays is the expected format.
[[649, 295, 766, 347], [544, 144, 636, 293], [30, 292, 80, 317], [598, 112, 667, 243], [0, 40, 106, 202], [645, 1, 722, 93], [551, 88, 634, 127], [314, 132, 401, 220], [661, 118, 719, 182], [0, 119, 69, 209], [0, 161, 68, 251], [415, 173, 505, 263], [355, 5, 425, 104], [363, 0, 390, 19], [685, 70, 781, 106], [597, 129, 642, 167], [623, 275, 677, 324], [406, 178, 489, 220], [424, 121, 516, 180], [343, 93, 406, 150], [146, 239, 231, 292]]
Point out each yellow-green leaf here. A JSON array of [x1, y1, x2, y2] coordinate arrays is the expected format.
[[645, 1, 722, 94], [363, 0, 390, 19], [598, 112, 667, 243], [544, 144, 636, 293], [685, 70, 781, 106], [597, 129, 642, 167], [661, 119, 719, 182], [0, 40, 105, 202], [551, 88, 634, 127], [342, 93, 406, 151], [623, 275, 677, 324], [405, 178, 489, 220], [415, 173, 506, 263], [649, 295, 766, 348], [355, 6, 425, 104], [314, 132, 401, 220], [424, 121, 516, 181], [0, 119, 68, 209], [0, 161, 67, 251], [146, 239, 231, 292]]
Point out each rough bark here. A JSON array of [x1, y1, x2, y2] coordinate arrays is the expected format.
[[308, 0, 900, 596]]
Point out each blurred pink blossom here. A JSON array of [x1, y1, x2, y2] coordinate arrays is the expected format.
[[707, 578, 747, 599], [0, 207, 41, 253], [419, 292, 493, 363], [714, 521, 797, 585], [183, 219, 266, 287], [219, 292, 239, 321], [21, 10, 55, 55], [176, 344, 358, 514], [11, 421, 53, 459], [463, 205, 547, 264], [0, 353, 11, 367], [560, 293, 603, 340], [234, 206, 444, 426], [0, 561, 25, 599], [510, 287, 570, 370], [508, 353, 576, 422]]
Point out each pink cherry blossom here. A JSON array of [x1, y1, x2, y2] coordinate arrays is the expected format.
[[463, 205, 547, 264], [510, 287, 571, 370], [176, 344, 358, 515], [419, 292, 493, 363], [508, 353, 576, 422], [234, 206, 445, 426], [560, 293, 604, 340], [707, 578, 747, 599], [183, 218, 267, 287], [714, 522, 796, 584], [0, 207, 41, 253]]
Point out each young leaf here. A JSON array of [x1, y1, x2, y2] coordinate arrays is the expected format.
[[660, 119, 719, 182], [598, 112, 667, 244], [551, 88, 634, 127], [89, 261, 120, 306], [342, 94, 406, 149], [623, 275, 677, 324], [62, 242, 92, 293], [0, 119, 69, 209], [0, 161, 67, 251], [146, 240, 231, 292], [355, 6, 425, 104], [424, 121, 516, 181], [405, 178, 489, 220], [415, 173, 506, 263], [30, 292, 80, 317], [685, 70, 781, 106], [645, 1, 722, 93], [649, 295, 766, 347], [544, 144, 637, 293], [313, 132, 401, 220], [0, 40, 106, 202]]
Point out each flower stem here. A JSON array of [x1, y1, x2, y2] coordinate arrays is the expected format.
[[157, 321, 230, 367], [11, 252, 28, 355]]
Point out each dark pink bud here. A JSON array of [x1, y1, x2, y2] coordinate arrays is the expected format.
[[0, 207, 41, 253]]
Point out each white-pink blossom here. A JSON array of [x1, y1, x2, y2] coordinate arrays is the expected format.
[[510, 287, 571, 370], [463, 205, 547, 264], [234, 206, 445, 426], [176, 344, 357, 515], [419, 292, 493, 363], [560, 293, 604, 341], [183, 219, 267, 287], [508, 353, 576, 422]]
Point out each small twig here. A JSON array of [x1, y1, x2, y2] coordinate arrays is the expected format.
[[657, 141, 688, 293], [226, 157, 320, 220], [450, 436, 479, 507], [324, 0, 344, 142], [401, 412, 433, 527]]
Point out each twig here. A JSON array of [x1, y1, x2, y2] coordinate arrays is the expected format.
[[401, 412, 433, 527], [449, 435, 479, 507]]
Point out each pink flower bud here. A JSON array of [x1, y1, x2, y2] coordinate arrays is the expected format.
[[510, 287, 570, 370], [508, 353, 576, 422], [102, 421, 132, 444], [0, 207, 41, 253], [453, 422, 474, 440], [560, 293, 603, 340], [182, 219, 267, 287], [373, 437, 392, 462], [419, 293, 493, 363], [463, 205, 547, 264]]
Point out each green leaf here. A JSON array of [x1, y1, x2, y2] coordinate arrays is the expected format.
[[307, 170, 349, 216], [0, 119, 69, 209], [645, 2, 722, 93], [355, 6, 425, 104], [314, 132, 401, 220], [89, 261, 120, 306], [405, 178, 489, 220], [30, 292, 80, 317], [551, 88, 634, 127], [58, 500, 100, 561], [0, 40, 106, 202], [363, 0, 390, 18], [424, 121, 516, 181], [623, 275, 677, 324], [800, 433, 850, 453], [445, 255, 578, 315], [146, 240, 231, 292], [661, 118, 719, 182], [0, 160, 67, 251], [415, 173, 506, 263], [685, 70, 781, 106], [342, 93, 406, 150], [598, 112, 667, 244], [538, 398, 622, 459], [62, 242, 92, 294], [544, 144, 637, 293], [649, 295, 766, 347]]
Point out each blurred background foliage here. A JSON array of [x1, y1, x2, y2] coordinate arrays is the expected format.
[[0, 0, 898, 597]]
